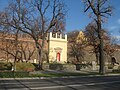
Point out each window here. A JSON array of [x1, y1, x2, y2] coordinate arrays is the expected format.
[[52, 33, 56, 38]]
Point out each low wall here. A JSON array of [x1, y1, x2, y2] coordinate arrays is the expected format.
[[43, 63, 76, 71], [43, 63, 112, 72], [42, 63, 96, 71]]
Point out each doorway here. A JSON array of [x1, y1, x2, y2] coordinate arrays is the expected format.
[[56, 52, 60, 61]]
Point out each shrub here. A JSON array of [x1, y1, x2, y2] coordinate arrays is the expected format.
[[32, 63, 40, 70], [75, 64, 91, 70], [16, 62, 35, 71], [0, 62, 12, 70], [112, 69, 120, 73], [107, 64, 114, 69], [112, 65, 120, 73]]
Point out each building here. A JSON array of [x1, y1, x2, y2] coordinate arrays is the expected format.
[[47, 32, 67, 63], [0, 32, 68, 63], [0, 33, 38, 62]]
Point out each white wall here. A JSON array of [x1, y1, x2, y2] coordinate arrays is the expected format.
[[48, 32, 67, 63]]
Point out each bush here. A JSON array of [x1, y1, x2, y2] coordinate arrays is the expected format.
[[112, 65, 120, 73], [107, 64, 114, 69], [16, 62, 35, 71], [32, 63, 41, 70], [75, 64, 91, 70], [0, 62, 12, 70], [112, 69, 120, 73]]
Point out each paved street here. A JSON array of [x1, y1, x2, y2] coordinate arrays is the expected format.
[[0, 75, 120, 90]]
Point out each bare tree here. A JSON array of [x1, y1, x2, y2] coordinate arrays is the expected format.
[[85, 22, 115, 64], [0, 0, 66, 70], [0, 29, 22, 71], [82, 0, 112, 74], [19, 41, 36, 62], [84, 23, 100, 64], [68, 30, 87, 64]]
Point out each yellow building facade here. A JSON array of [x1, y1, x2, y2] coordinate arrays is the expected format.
[[76, 31, 87, 43]]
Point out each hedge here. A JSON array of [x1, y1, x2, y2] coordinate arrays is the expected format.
[[16, 62, 35, 71], [0, 62, 35, 71]]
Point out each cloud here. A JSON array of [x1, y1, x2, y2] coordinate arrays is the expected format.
[[113, 36, 120, 39], [111, 36, 120, 44], [109, 26, 118, 30]]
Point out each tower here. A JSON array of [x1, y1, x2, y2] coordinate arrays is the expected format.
[[47, 32, 67, 63]]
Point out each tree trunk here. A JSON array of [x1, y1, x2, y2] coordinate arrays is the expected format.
[[99, 38, 105, 74], [36, 45, 43, 70], [13, 56, 17, 71], [76, 56, 79, 62], [95, 52, 99, 64], [97, 15, 105, 74], [40, 34, 46, 69], [36, 34, 46, 70]]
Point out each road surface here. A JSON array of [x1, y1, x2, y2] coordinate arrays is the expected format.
[[0, 75, 120, 90]]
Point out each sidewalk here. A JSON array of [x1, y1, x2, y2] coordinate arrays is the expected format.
[[29, 69, 96, 74], [29, 69, 120, 77]]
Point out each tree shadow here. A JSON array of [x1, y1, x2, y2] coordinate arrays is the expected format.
[[45, 78, 79, 90], [15, 79, 31, 90]]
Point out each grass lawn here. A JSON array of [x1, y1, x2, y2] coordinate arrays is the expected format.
[[0, 70, 120, 78], [0, 71, 99, 78]]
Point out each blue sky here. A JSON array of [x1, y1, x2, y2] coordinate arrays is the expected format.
[[0, 0, 120, 37], [64, 0, 120, 36]]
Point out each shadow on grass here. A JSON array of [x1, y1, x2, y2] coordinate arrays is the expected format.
[[30, 71, 100, 77], [0, 71, 29, 78], [1, 70, 119, 78]]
